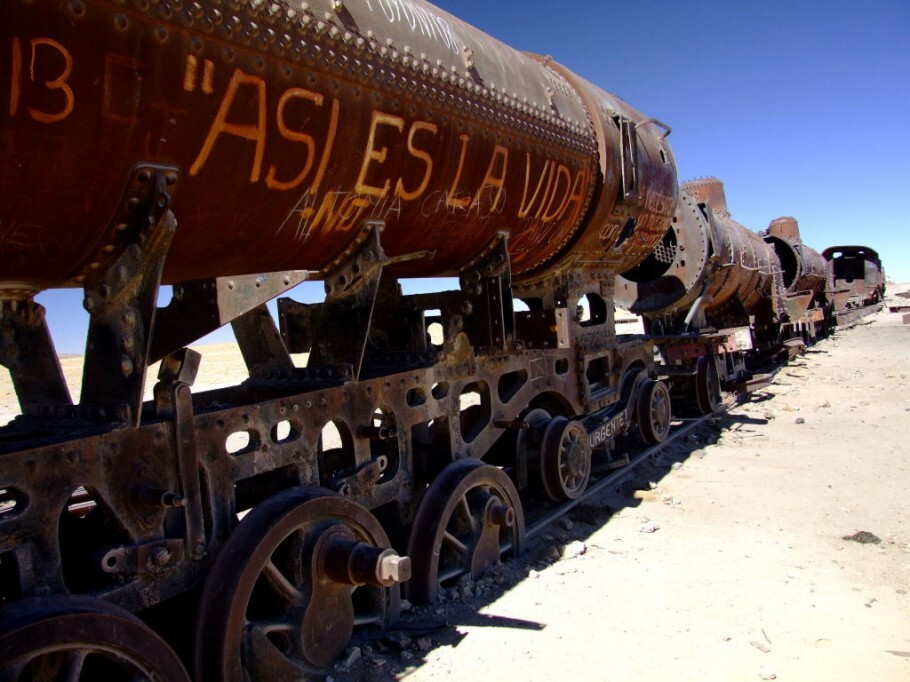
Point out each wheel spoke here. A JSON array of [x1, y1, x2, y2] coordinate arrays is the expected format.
[[353, 608, 384, 627], [438, 564, 466, 583], [246, 619, 296, 636], [442, 530, 470, 556], [60, 650, 87, 682], [455, 493, 478, 533], [262, 559, 303, 605]]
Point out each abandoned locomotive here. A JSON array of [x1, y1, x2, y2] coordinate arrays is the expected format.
[[0, 0, 685, 678]]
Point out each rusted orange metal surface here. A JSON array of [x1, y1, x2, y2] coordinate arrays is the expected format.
[[616, 177, 777, 327], [764, 216, 828, 300], [0, 0, 675, 292]]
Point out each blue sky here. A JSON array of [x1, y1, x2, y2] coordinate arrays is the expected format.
[[36, 0, 909, 354], [435, 0, 909, 270]]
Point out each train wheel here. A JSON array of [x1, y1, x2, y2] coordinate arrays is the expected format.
[[695, 356, 721, 415], [407, 459, 524, 605], [637, 378, 672, 444], [0, 595, 190, 681], [194, 488, 405, 678], [541, 416, 592, 502]]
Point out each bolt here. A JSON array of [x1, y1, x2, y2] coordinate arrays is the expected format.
[[379, 553, 412, 584], [487, 501, 515, 527], [150, 545, 173, 567]]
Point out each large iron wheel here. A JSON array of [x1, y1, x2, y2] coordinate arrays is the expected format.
[[407, 459, 524, 604], [541, 416, 592, 502], [695, 356, 721, 415], [0, 595, 189, 681], [637, 378, 672, 444], [194, 488, 405, 679]]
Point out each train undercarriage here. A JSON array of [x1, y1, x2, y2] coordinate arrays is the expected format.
[[0, 171, 670, 678]]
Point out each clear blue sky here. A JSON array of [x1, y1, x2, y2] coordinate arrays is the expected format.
[[36, 0, 909, 354]]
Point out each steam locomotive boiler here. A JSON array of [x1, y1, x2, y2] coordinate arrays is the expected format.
[[762, 216, 830, 342], [616, 177, 782, 412], [615, 176, 869, 414], [0, 0, 679, 677]]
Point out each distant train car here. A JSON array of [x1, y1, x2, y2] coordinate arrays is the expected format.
[[616, 178, 783, 413], [763, 216, 830, 341], [823, 245, 885, 324], [616, 178, 845, 414]]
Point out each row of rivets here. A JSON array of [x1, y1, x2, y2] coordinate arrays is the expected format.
[[106, 0, 589, 138]]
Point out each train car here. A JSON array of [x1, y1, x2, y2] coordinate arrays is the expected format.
[[0, 0, 678, 677], [762, 216, 830, 342], [616, 177, 783, 413], [822, 245, 886, 325], [616, 177, 852, 414]]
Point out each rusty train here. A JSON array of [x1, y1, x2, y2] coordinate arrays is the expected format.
[[823, 245, 886, 324], [0, 1, 883, 679], [615, 176, 885, 412]]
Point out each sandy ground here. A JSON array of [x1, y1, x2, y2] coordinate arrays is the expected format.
[[1, 286, 908, 681]]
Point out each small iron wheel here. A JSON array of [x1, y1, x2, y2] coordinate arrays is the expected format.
[[407, 459, 524, 605], [695, 355, 721, 415], [194, 487, 406, 679], [514, 407, 554, 490], [0, 595, 190, 681], [540, 416, 592, 502], [637, 378, 672, 444]]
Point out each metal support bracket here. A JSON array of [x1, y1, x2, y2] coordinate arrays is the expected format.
[[79, 164, 179, 425], [150, 270, 310, 363], [305, 220, 388, 381], [231, 304, 296, 383], [153, 348, 206, 559], [0, 298, 72, 416], [458, 232, 514, 352]]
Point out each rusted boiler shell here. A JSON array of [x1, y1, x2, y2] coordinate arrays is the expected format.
[[0, 0, 676, 292], [764, 217, 828, 297], [616, 178, 777, 323]]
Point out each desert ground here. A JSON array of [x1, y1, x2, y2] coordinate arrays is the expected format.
[[1, 286, 907, 681]]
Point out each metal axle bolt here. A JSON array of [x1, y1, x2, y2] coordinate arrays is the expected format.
[[487, 501, 515, 528], [324, 539, 412, 587]]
